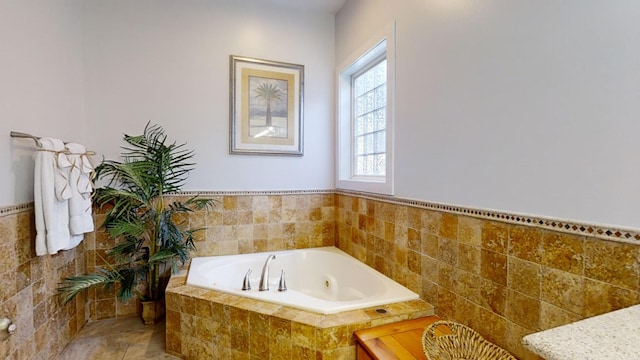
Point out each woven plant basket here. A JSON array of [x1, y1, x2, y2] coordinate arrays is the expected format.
[[422, 320, 517, 360]]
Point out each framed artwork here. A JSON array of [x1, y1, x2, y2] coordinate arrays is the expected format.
[[229, 55, 304, 156]]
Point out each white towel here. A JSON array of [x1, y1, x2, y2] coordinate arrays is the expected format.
[[65, 143, 95, 240], [34, 137, 72, 255]]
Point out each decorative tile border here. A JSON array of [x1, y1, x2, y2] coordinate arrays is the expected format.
[[335, 189, 640, 245], [174, 189, 335, 196], [0, 202, 33, 217], [3, 189, 639, 245]]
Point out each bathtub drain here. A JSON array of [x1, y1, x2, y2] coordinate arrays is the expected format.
[[325, 280, 330, 288]]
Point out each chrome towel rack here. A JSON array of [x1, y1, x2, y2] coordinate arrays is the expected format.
[[10, 131, 44, 148]]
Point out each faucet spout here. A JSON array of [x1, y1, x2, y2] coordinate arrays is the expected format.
[[259, 254, 276, 291]]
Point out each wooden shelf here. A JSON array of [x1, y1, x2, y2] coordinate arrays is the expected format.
[[354, 316, 441, 360]]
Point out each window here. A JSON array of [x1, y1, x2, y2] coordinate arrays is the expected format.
[[337, 22, 395, 194], [353, 58, 387, 177]]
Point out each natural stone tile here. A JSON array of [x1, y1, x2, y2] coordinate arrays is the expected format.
[[437, 287, 457, 320], [458, 243, 481, 274], [506, 289, 540, 330], [438, 213, 458, 240], [316, 326, 349, 350], [438, 262, 456, 292], [583, 278, 639, 318], [421, 255, 439, 283], [482, 221, 509, 254], [421, 210, 440, 235], [223, 196, 238, 210], [270, 316, 291, 339], [407, 250, 421, 274], [438, 237, 458, 266], [476, 306, 507, 348], [407, 207, 422, 230], [249, 333, 270, 358], [541, 231, 584, 275], [541, 267, 584, 315], [182, 295, 196, 315], [455, 268, 481, 304], [508, 225, 542, 263], [292, 344, 315, 360], [407, 227, 420, 251], [421, 233, 438, 258], [230, 326, 249, 351], [421, 280, 439, 308], [481, 249, 507, 286], [539, 301, 581, 330], [291, 322, 316, 349], [94, 299, 116, 320], [584, 238, 639, 290], [454, 297, 481, 330], [479, 278, 506, 316], [458, 216, 482, 246], [505, 321, 540, 360], [196, 316, 216, 341], [508, 257, 541, 299]]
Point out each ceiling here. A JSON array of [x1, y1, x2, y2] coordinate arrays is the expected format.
[[245, 0, 347, 14]]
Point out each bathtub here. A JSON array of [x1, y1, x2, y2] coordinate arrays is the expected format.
[[186, 246, 420, 314]]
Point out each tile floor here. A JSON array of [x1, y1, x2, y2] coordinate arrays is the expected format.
[[57, 316, 179, 359]]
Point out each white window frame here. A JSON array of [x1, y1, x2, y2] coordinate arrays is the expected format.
[[336, 22, 395, 195]]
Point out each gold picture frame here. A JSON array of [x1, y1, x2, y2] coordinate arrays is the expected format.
[[229, 55, 304, 156]]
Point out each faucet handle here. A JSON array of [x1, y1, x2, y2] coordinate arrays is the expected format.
[[242, 269, 252, 291], [278, 270, 287, 292]]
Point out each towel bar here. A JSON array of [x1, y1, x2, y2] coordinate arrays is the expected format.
[[10, 131, 43, 147]]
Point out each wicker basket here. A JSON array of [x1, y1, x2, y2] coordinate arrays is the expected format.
[[422, 320, 517, 360]]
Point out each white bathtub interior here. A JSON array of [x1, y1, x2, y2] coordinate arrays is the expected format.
[[186, 246, 419, 314]]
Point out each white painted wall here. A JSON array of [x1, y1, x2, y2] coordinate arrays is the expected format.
[[0, 0, 85, 207], [83, 0, 335, 192], [336, 0, 640, 228]]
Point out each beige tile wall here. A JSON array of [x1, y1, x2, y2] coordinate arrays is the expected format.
[[0, 206, 87, 360], [164, 273, 434, 359], [86, 193, 336, 320], [334, 194, 640, 359], [68, 190, 640, 359]]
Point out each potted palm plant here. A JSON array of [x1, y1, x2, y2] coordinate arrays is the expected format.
[[58, 123, 214, 324]]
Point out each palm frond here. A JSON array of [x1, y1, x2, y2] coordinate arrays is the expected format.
[[58, 272, 118, 305], [103, 218, 147, 241], [148, 248, 180, 265], [184, 196, 216, 211], [107, 237, 144, 262], [59, 122, 217, 305]]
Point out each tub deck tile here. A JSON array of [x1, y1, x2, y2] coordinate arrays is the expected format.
[[166, 274, 435, 359]]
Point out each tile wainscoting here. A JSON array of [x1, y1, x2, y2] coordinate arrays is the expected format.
[[87, 191, 336, 321], [3, 189, 638, 359], [333, 191, 640, 359], [0, 204, 87, 359]]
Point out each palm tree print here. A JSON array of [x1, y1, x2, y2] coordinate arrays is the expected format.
[[254, 82, 283, 127]]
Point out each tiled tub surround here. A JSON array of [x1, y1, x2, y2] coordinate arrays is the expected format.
[[165, 272, 434, 359], [86, 192, 336, 321], [0, 204, 88, 359], [334, 193, 640, 359]]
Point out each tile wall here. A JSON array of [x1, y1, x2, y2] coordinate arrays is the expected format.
[[0, 205, 87, 360], [86, 192, 336, 321], [164, 273, 433, 359], [6, 189, 638, 359], [334, 193, 640, 359]]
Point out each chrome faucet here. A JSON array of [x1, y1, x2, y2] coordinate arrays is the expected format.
[[241, 269, 252, 291], [259, 254, 276, 291]]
